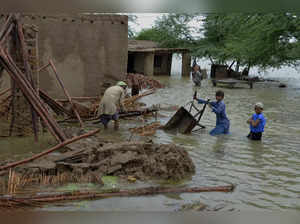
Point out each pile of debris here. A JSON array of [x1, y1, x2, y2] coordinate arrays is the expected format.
[[0, 14, 73, 141], [126, 73, 165, 89], [0, 14, 164, 136], [14, 139, 195, 182], [129, 122, 162, 137]]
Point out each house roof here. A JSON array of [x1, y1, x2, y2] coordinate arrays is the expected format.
[[128, 40, 189, 53]]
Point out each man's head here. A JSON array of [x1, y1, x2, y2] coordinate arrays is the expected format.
[[193, 65, 200, 71], [215, 90, 224, 101], [117, 81, 127, 89], [254, 102, 264, 114]]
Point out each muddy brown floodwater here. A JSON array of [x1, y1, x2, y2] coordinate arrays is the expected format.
[[1, 74, 300, 211]]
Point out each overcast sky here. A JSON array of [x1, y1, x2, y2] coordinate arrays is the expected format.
[[131, 13, 203, 38], [131, 13, 164, 32]]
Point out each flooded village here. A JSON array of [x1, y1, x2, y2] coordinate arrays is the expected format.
[[0, 13, 300, 212]]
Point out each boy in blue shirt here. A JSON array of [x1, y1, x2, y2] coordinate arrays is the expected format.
[[194, 90, 230, 136], [247, 102, 266, 140]]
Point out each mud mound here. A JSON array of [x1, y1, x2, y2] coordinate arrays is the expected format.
[[19, 140, 195, 181], [88, 141, 195, 180]]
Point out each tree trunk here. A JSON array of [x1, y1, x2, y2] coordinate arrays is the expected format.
[[229, 61, 235, 70], [247, 63, 251, 74], [235, 61, 240, 72]]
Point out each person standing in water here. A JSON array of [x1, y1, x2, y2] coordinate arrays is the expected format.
[[191, 65, 203, 87], [247, 102, 266, 140], [194, 90, 230, 135]]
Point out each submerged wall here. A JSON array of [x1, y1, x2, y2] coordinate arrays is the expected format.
[[0, 14, 128, 98]]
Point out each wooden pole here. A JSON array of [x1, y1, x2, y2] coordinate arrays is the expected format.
[[0, 49, 66, 142], [55, 96, 99, 102], [0, 129, 100, 171], [49, 60, 84, 128], [0, 15, 13, 39], [0, 185, 234, 206], [8, 83, 16, 136], [39, 89, 73, 116], [0, 15, 14, 44], [16, 21, 39, 142], [228, 61, 235, 70], [3, 51, 62, 141], [5, 53, 65, 141]]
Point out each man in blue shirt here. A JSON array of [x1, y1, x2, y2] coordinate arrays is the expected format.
[[247, 102, 266, 140], [194, 90, 230, 136]]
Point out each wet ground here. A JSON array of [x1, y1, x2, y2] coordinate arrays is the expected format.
[[1, 74, 300, 211]]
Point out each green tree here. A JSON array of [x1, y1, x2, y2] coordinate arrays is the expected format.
[[196, 13, 300, 71], [135, 28, 163, 42], [135, 13, 300, 72], [136, 14, 198, 49]]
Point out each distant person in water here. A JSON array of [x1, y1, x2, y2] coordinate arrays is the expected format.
[[247, 102, 266, 140], [191, 65, 203, 87], [194, 90, 230, 135], [130, 75, 140, 96]]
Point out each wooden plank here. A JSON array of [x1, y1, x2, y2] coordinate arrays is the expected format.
[[49, 60, 84, 128]]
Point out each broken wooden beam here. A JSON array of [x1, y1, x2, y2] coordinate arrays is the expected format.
[[55, 96, 99, 102], [0, 129, 100, 171], [0, 14, 14, 45], [59, 108, 159, 124], [0, 48, 66, 142], [118, 108, 158, 118], [0, 185, 234, 207], [123, 89, 156, 106], [49, 60, 84, 128], [16, 20, 39, 142], [39, 89, 73, 116]]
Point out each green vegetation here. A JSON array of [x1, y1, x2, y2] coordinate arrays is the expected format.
[[135, 14, 196, 48], [134, 13, 300, 72]]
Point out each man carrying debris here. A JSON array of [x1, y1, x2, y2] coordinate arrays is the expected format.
[[97, 81, 127, 130]]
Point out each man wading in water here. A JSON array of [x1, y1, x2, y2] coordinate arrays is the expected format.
[[97, 81, 127, 130], [191, 65, 203, 87], [247, 102, 266, 140], [194, 90, 230, 135]]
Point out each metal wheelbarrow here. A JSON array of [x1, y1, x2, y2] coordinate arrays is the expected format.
[[163, 92, 210, 134]]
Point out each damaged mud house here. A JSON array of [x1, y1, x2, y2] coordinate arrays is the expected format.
[[0, 14, 234, 210]]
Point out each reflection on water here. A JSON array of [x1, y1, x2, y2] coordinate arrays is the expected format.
[[2, 75, 300, 211]]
